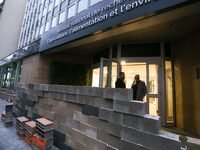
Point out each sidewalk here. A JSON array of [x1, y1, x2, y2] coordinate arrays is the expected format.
[[0, 99, 58, 150]]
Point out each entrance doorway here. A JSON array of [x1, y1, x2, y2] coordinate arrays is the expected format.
[[120, 59, 161, 117], [91, 43, 175, 127]]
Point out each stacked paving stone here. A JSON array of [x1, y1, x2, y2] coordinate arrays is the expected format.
[[14, 83, 200, 150], [24, 121, 36, 144], [16, 116, 29, 135], [33, 118, 53, 150], [1, 104, 13, 123]]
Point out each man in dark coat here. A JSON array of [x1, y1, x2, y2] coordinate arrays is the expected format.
[[131, 74, 147, 101], [115, 72, 126, 88]]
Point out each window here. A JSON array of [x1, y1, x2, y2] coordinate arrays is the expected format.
[[48, 2, 53, 12], [60, 0, 66, 11], [67, 4, 75, 18], [78, 0, 88, 13], [53, 6, 58, 17], [45, 21, 50, 32], [41, 16, 45, 25], [58, 11, 66, 24], [43, 7, 47, 16], [68, 0, 75, 5], [40, 25, 44, 35], [90, 0, 101, 6], [54, 0, 60, 6], [46, 12, 51, 21], [51, 16, 57, 28]]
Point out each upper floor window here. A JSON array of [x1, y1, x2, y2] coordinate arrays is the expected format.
[[77, 0, 88, 13], [67, 4, 75, 18], [68, 0, 75, 5], [54, 0, 60, 6], [90, 0, 101, 6]]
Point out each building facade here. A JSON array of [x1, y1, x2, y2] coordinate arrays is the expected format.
[[0, 0, 200, 139], [0, 0, 26, 90]]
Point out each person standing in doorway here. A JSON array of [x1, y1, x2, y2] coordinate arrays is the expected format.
[[131, 74, 147, 101], [115, 72, 126, 88]]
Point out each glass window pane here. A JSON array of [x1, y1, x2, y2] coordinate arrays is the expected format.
[[48, 2, 53, 12], [92, 68, 100, 87], [60, 1, 66, 11], [78, 0, 88, 13], [53, 6, 58, 16], [54, 0, 60, 6], [40, 25, 44, 35], [45, 21, 50, 32], [165, 61, 174, 123], [68, 0, 75, 5], [149, 98, 158, 116], [67, 4, 75, 18], [111, 62, 117, 88], [51, 16, 57, 28], [58, 11, 66, 24], [43, 7, 47, 16], [149, 64, 158, 94], [91, 0, 101, 6]]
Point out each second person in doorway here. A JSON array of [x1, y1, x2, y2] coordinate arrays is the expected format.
[[115, 72, 126, 88], [131, 74, 147, 101]]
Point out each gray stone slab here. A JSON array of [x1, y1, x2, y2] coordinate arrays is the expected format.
[[28, 84, 49, 91], [88, 116, 108, 131], [113, 100, 146, 117], [97, 129, 121, 149], [123, 114, 160, 134], [105, 123, 122, 138], [121, 139, 150, 150], [76, 87, 103, 97], [49, 85, 77, 94], [186, 137, 200, 150], [138, 131, 180, 150], [99, 108, 123, 125], [121, 126, 138, 143], [103, 88, 132, 101]]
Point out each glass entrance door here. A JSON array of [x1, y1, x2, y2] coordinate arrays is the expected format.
[[92, 58, 118, 88], [121, 61, 161, 117]]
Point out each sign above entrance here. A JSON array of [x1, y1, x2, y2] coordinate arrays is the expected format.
[[39, 0, 189, 52]]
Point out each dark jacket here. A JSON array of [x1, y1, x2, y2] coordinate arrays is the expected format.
[[115, 78, 126, 88], [131, 80, 147, 101]]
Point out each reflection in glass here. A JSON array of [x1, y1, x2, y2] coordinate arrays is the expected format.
[[78, 0, 88, 13], [92, 68, 100, 87], [149, 98, 158, 116], [165, 61, 174, 123], [149, 64, 158, 94], [58, 11, 66, 24], [111, 62, 117, 88], [121, 63, 146, 88], [51, 16, 57, 28], [67, 4, 75, 18]]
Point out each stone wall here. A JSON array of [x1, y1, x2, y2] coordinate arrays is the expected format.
[[15, 83, 200, 150]]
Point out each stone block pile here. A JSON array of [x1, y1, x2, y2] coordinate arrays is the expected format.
[[24, 120, 36, 144], [1, 103, 13, 124], [33, 118, 54, 150], [16, 116, 29, 135]]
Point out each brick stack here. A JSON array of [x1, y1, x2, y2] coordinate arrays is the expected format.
[[24, 121, 36, 144], [16, 116, 29, 136], [33, 118, 53, 150], [1, 104, 13, 124]]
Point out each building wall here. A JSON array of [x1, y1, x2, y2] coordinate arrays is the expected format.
[[0, 0, 26, 59], [20, 53, 91, 84], [174, 29, 200, 136]]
